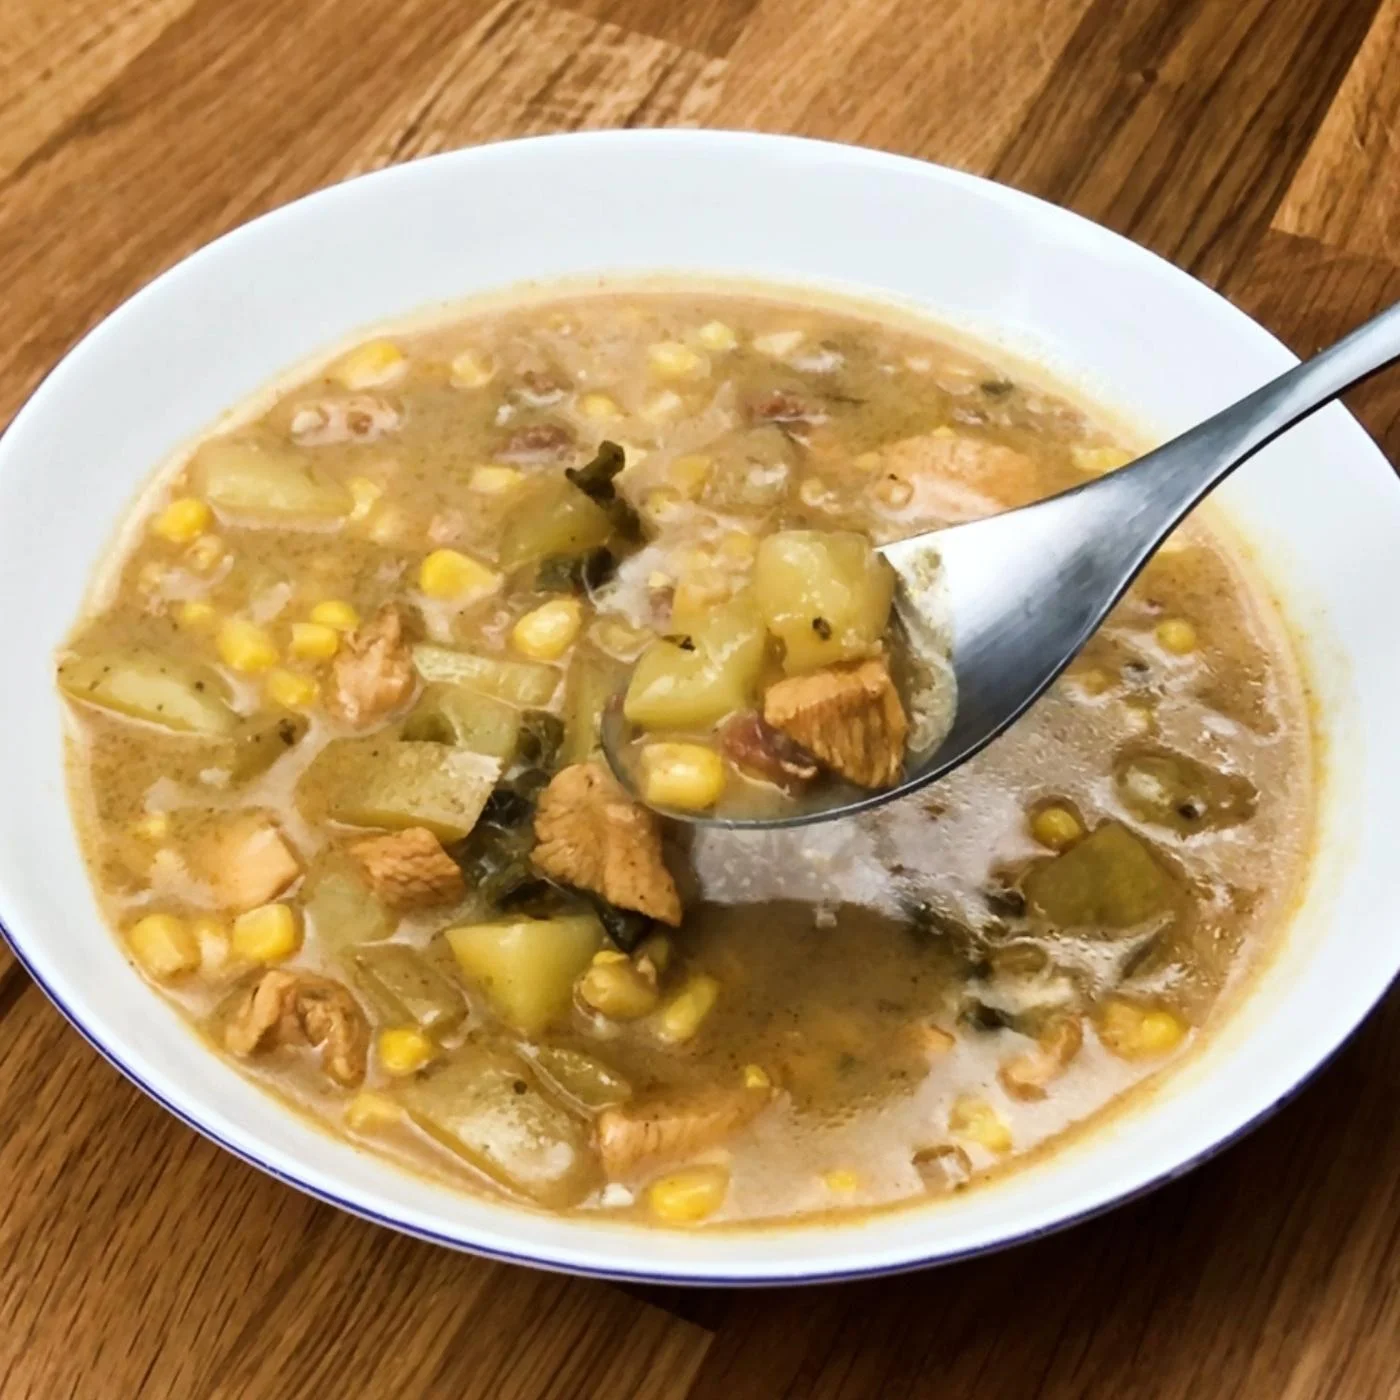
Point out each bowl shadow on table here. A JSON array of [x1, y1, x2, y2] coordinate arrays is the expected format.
[[621, 986, 1400, 1398]]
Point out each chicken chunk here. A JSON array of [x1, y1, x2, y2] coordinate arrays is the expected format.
[[195, 815, 301, 911], [349, 826, 464, 910], [532, 762, 682, 925], [328, 604, 415, 726], [763, 657, 908, 788], [223, 969, 369, 1087], [872, 429, 1040, 524], [596, 1084, 770, 1178]]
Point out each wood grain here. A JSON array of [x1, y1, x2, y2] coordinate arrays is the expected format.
[[2, 0, 1399, 1395]]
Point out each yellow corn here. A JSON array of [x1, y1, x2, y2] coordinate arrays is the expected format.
[[450, 349, 494, 388], [289, 620, 340, 661], [742, 1064, 771, 1090], [822, 1169, 860, 1193], [655, 973, 720, 1044], [1097, 1000, 1187, 1060], [309, 599, 360, 631], [468, 464, 524, 494], [346, 1091, 403, 1132], [642, 487, 684, 524], [718, 530, 757, 562], [577, 959, 659, 1021], [186, 533, 227, 572], [647, 340, 706, 379], [1073, 444, 1133, 476], [151, 496, 212, 544], [333, 338, 405, 389], [1156, 618, 1198, 654], [670, 569, 732, 633], [641, 743, 728, 813], [419, 548, 500, 601], [348, 476, 383, 521], [131, 812, 170, 841], [127, 914, 200, 981], [696, 320, 737, 351], [265, 668, 318, 709], [948, 1096, 1013, 1155], [176, 599, 218, 631], [377, 1027, 435, 1076], [665, 453, 712, 500], [231, 903, 301, 963], [1031, 804, 1083, 851], [645, 1164, 729, 1223], [216, 618, 279, 673], [510, 597, 583, 661], [579, 392, 622, 419]]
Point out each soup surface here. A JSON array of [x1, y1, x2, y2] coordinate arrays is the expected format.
[[58, 285, 1313, 1227]]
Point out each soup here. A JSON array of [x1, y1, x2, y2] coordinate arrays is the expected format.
[[57, 285, 1312, 1226]]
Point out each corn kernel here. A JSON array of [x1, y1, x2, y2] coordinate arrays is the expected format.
[[753, 329, 804, 358], [1156, 618, 1198, 654], [641, 743, 728, 812], [511, 597, 583, 660], [646, 1164, 729, 1223], [1073, 444, 1134, 476], [647, 570, 674, 593], [177, 599, 218, 631], [1031, 803, 1083, 851], [348, 476, 383, 521], [668, 454, 712, 499], [346, 1091, 403, 1132], [931, 425, 956, 440], [419, 548, 500, 602], [289, 621, 340, 661], [647, 340, 706, 379], [655, 973, 720, 1044], [578, 959, 659, 1021], [670, 570, 732, 634], [743, 1064, 771, 1090], [948, 1096, 1013, 1155], [450, 349, 494, 388], [696, 320, 738, 351], [1097, 1000, 1187, 1060], [468, 464, 524, 494], [579, 392, 622, 419], [216, 618, 280, 673], [151, 496, 212, 544], [718, 530, 757, 562], [333, 339, 405, 389], [231, 903, 301, 962], [265, 668, 318, 709], [137, 560, 168, 594], [822, 1169, 860, 1193], [377, 1026, 435, 1076], [186, 533, 227, 572], [592, 949, 630, 965], [132, 812, 170, 841], [309, 600, 360, 631], [127, 913, 199, 981], [1071, 666, 1113, 697]]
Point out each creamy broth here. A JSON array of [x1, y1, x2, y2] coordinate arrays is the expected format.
[[58, 286, 1312, 1226]]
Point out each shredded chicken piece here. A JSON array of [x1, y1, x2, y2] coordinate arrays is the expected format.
[[873, 430, 1040, 523], [349, 826, 464, 910], [223, 969, 369, 1087], [328, 604, 415, 726], [196, 815, 301, 911], [596, 1085, 770, 1177], [532, 762, 682, 925], [763, 657, 909, 788]]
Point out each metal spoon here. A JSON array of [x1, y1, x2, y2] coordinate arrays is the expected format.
[[604, 299, 1400, 829]]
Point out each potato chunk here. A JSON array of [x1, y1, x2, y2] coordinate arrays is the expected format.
[[351, 941, 466, 1035], [412, 644, 560, 707], [1024, 821, 1183, 933], [532, 763, 682, 924], [498, 474, 614, 570], [58, 650, 236, 736], [192, 438, 352, 524], [763, 657, 908, 787], [752, 530, 894, 674]]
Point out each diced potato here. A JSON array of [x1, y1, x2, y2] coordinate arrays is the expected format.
[[498, 475, 614, 571], [446, 914, 603, 1035], [529, 1045, 633, 1110], [1024, 821, 1183, 934], [395, 1046, 598, 1208], [561, 646, 628, 766], [753, 530, 896, 674], [646, 1164, 729, 1223], [400, 683, 522, 759], [127, 913, 200, 980], [58, 651, 236, 736], [377, 1026, 435, 1076], [191, 439, 352, 523], [623, 591, 766, 731], [222, 712, 309, 782], [412, 644, 560, 707], [300, 737, 500, 841], [351, 942, 466, 1036], [304, 865, 394, 946]]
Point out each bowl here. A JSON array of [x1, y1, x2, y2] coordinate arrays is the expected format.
[[2, 130, 1397, 1286]]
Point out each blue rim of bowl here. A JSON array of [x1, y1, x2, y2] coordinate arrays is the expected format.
[[2, 128, 1395, 1285]]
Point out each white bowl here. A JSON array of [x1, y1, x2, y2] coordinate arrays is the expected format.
[[2, 131, 1397, 1286]]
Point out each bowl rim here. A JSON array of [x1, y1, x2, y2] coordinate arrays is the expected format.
[[3, 126, 1396, 1286]]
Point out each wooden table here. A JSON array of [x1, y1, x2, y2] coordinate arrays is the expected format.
[[3, 0, 1399, 1395]]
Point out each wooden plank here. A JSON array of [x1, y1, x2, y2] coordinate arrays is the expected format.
[[1275, 0, 1400, 263], [0, 983, 710, 1400], [714, 0, 1091, 173], [562, 0, 759, 58], [991, 0, 1382, 285]]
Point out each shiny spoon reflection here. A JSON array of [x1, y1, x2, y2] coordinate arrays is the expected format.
[[603, 299, 1400, 829]]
